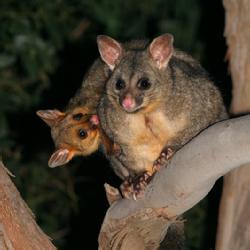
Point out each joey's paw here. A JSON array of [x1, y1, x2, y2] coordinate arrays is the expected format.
[[120, 172, 153, 200], [153, 147, 175, 172]]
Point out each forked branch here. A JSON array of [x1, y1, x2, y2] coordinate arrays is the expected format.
[[99, 115, 250, 250]]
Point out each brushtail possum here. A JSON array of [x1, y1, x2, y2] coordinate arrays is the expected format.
[[97, 34, 227, 198]]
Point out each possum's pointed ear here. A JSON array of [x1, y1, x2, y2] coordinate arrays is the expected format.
[[36, 109, 66, 127], [149, 34, 174, 69], [48, 148, 75, 168], [97, 35, 123, 70]]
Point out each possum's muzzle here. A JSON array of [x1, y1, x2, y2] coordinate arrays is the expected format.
[[119, 94, 143, 113]]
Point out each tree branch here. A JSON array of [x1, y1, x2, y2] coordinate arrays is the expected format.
[[99, 115, 250, 249], [0, 162, 56, 250]]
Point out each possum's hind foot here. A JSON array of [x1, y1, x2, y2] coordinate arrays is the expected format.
[[120, 147, 175, 200], [120, 172, 153, 200]]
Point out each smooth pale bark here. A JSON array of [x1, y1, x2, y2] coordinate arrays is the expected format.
[[99, 115, 250, 250], [216, 1, 250, 250], [0, 116, 249, 249], [0, 162, 56, 250]]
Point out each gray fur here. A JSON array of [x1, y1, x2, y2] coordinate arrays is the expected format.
[[98, 37, 227, 177]]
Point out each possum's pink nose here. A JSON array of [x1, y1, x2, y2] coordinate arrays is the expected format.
[[122, 95, 136, 111]]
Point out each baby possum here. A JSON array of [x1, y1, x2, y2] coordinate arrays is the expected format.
[[36, 59, 115, 167]]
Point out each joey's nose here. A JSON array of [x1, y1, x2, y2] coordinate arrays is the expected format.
[[121, 94, 136, 112], [90, 114, 99, 125]]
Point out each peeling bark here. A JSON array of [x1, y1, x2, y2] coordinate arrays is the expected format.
[[216, 1, 250, 250], [223, 0, 250, 113], [99, 115, 250, 249], [0, 162, 56, 250]]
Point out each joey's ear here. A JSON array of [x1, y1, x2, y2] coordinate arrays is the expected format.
[[97, 35, 123, 70], [48, 148, 75, 168], [36, 109, 66, 127], [149, 33, 174, 69]]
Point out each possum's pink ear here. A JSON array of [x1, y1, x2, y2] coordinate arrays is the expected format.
[[97, 35, 123, 70], [48, 148, 75, 168], [36, 109, 66, 127], [149, 34, 174, 69]]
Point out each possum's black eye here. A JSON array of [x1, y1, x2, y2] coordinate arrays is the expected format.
[[137, 78, 151, 90], [78, 129, 88, 139], [73, 113, 83, 121], [115, 79, 126, 90]]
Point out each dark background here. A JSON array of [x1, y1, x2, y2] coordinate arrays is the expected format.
[[0, 0, 231, 249]]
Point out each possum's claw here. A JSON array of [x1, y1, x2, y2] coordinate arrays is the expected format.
[[120, 176, 133, 199], [153, 147, 175, 171]]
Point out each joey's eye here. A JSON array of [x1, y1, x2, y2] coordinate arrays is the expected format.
[[78, 129, 88, 139], [115, 79, 126, 90], [137, 78, 151, 90], [73, 113, 83, 121]]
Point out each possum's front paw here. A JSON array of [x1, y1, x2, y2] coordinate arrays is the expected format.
[[153, 147, 175, 172], [120, 147, 176, 200], [120, 172, 153, 200]]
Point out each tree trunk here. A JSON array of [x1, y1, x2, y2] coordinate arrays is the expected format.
[[99, 115, 250, 249], [0, 162, 56, 250], [216, 1, 250, 250]]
